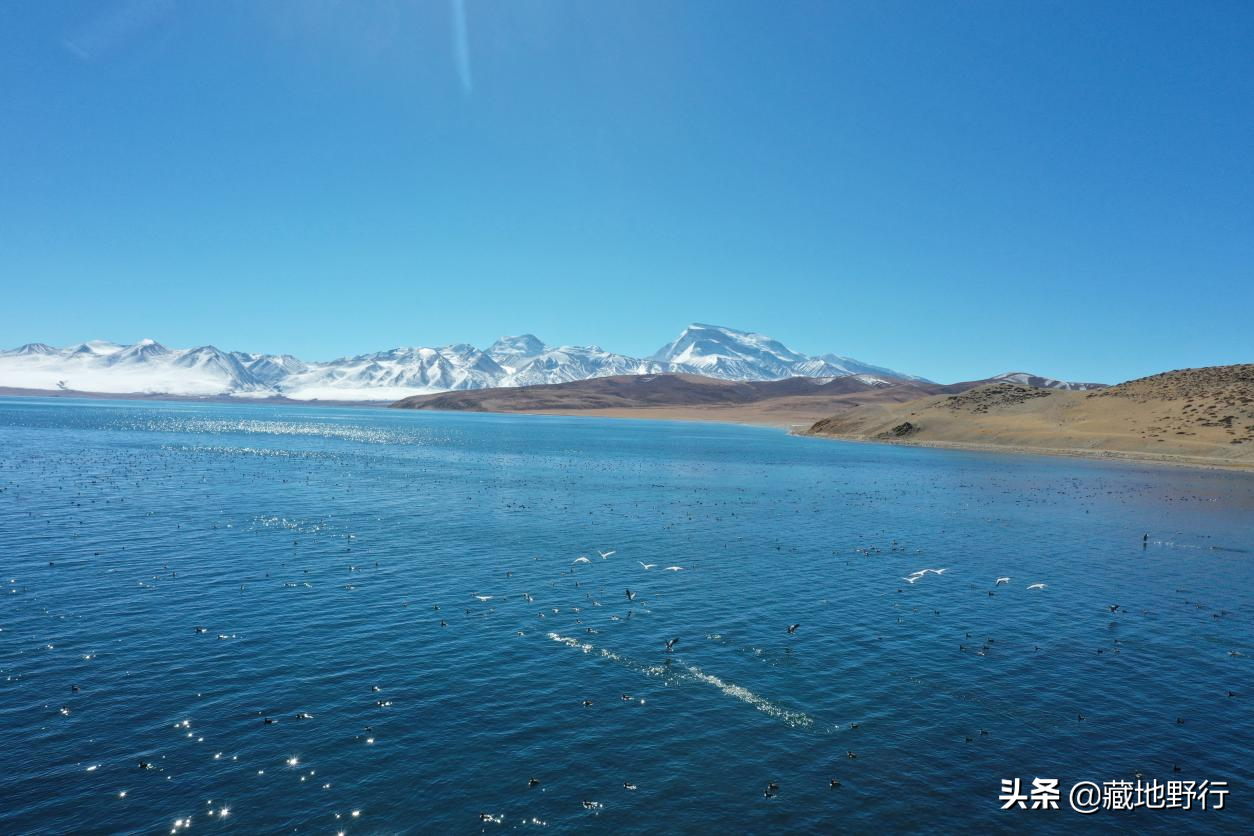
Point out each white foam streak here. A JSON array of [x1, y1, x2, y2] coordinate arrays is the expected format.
[[682, 665, 815, 729], [546, 633, 817, 729]]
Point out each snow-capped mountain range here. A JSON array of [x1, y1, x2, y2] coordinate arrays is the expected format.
[[984, 372, 1106, 392], [0, 324, 931, 401]]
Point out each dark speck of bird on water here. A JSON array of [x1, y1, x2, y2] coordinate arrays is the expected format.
[[0, 399, 1251, 832]]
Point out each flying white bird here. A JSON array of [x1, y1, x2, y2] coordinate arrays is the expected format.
[[572, 557, 591, 564], [473, 594, 493, 601], [663, 566, 684, 572], [995, 577, 1010, 585], [902, 576, 921, 584], [598, 550, 616, 559], [1027, 583, 1048, 590], [638, 562, 656, 570]]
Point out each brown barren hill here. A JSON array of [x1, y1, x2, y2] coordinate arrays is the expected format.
[[390, 373, 944, 427], [804, 365, 1254, 468]]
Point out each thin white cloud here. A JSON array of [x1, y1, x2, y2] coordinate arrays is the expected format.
[[451, 0, 473, 94], [63, 0, 176, 61]]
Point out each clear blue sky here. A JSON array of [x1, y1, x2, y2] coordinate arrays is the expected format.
[[1, 1, 1251, 383]]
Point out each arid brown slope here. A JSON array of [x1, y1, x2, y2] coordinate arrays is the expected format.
[[390, 373, 944, 426], [805, 366, 1254, 467], [1085, 364, 1254, 447]]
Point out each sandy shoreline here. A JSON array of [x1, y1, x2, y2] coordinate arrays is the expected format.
[[405, 405, 1254, 471], [800, 371, 1254, 472], [479, 406, 810, 430], [4, 387, 1252, 472], [506, 406, 1254, 471], [794, 431, 1254, 472], [0, 387, 814, 427]]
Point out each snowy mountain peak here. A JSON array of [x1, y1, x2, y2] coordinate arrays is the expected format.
[[990, 372, 1107, 391], [0, 324, 929, 400], [488, 334, 546, 359], [650, 323, 923, 383], [71, 340, 125, 356], [440, 344, 507, 375], [5, 342, 58, 356], [110, 339, 170, 364], [652, 324, 806, 372], [488, 334, 550, 374]]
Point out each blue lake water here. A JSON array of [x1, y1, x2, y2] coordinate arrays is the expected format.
[[0, 397, 1251, 834]]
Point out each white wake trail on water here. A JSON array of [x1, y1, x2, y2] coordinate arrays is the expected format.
[[545, 633, 820, 730], [680, 664, 815, 730]]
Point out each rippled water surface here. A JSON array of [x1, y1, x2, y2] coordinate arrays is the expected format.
[[1, 397, 1252, 833]]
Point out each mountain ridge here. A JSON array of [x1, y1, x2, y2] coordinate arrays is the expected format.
[[390, 372, 945, 426], [803, 365, 1254, 467], [0, 323, 1106, 401], [0, 323, 939, 400]]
